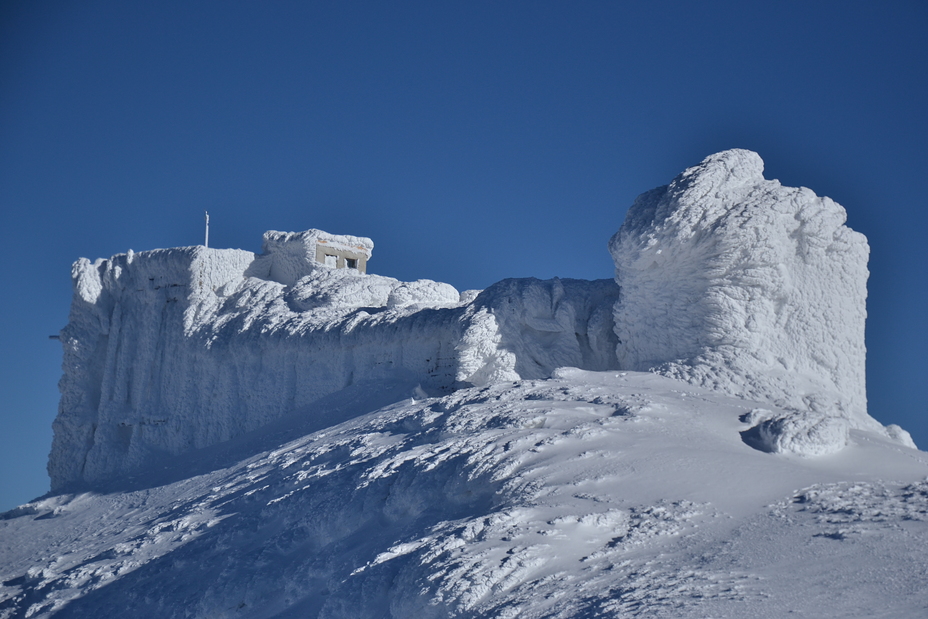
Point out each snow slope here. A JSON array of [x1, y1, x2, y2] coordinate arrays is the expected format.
[[3, 370, 927, 618]]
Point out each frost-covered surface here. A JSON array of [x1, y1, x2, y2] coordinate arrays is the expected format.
[[455, 278, 619, 385], [50, 235, 618, 489], [610, 150, 873, 434], [4, 370, 927, 618], [739, 408, 850, 457]]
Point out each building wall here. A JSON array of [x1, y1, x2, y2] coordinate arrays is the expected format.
[[314, 244, 368, 273]]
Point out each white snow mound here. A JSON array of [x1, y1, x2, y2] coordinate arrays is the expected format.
[[740, 408, 849, 457]]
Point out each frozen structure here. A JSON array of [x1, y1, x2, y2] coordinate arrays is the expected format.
[[261, 229, 373, 279], [610, 149, 910, 453], [50, 230, 618, 489], [49, 150, 911, 490]]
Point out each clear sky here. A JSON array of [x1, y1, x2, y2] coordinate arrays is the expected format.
[[1, 0, 925, 512]]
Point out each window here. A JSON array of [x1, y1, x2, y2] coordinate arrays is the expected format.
[[346, 258, 357, 269], [324, 254, 337, 267]]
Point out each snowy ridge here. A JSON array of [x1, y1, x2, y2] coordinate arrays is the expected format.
[[4, 370, 927, 618]]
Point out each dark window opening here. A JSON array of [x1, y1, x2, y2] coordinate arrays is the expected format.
[[346, 258, 357, 269]]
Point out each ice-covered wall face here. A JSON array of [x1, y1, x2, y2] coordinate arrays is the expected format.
[[609, 149, 873, 428], [457, 278, 620, 385], [50, 246, 465, 490], [51, 247, 260, 489], [50, 239, 619, 490]]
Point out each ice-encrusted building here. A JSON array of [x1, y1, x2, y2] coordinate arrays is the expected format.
[[48, 150, 914, 490], [261, 229, 374, 283], [49, 226, 618, 489]]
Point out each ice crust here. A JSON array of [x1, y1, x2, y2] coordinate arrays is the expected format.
[[49, 149, 902, 489]]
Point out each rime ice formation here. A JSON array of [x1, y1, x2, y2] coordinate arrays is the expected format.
[[456, 278, 619, 385], [50, 231, 618, 490], [49, 149, 910, 490], [610, 149, 886, 452]]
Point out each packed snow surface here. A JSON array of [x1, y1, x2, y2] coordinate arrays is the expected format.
[[3, 370, 927, 618], [8, 149, 922, 616]]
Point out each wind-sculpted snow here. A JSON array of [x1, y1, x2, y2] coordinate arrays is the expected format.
[[4, 371, 927, 618], [51, 238, 618, 489], [456, 278, 619, 385], [610, 150, 875, 440], [738, 408, 850, 457]]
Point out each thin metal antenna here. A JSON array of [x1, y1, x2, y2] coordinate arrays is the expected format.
[[204, 211, 210, 248]]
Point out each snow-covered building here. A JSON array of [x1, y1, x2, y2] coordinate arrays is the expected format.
[[50, 230, 618, 489], [261, 229, 373, 284], [47, 150, 914, 492]]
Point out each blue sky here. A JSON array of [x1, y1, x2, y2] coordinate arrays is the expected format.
[[1, 0, 925, 512]]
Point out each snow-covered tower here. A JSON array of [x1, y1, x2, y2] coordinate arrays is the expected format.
[[609, 149, 872, 428]]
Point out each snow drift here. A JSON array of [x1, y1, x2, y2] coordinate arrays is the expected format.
[[50, 149, 908, 491]]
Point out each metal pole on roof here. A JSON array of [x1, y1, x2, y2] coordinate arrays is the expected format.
[[204, 211, 210, 248]]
